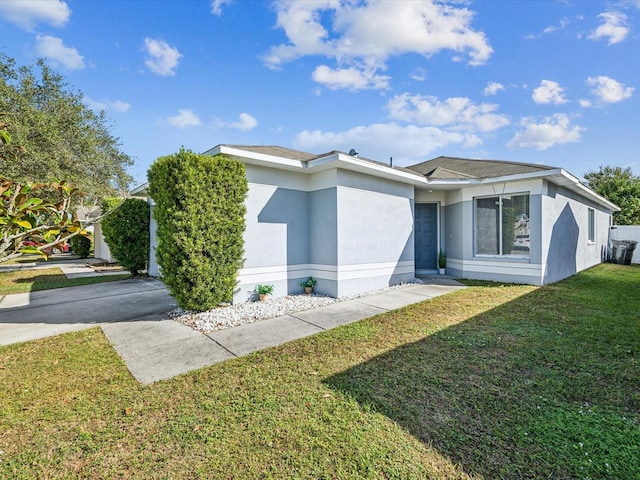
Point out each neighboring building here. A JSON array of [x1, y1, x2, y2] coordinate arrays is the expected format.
[[133, 145, 619, 303]]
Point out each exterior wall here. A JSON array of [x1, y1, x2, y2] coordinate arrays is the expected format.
[[93, 223, 118, 263], [444, 179, 547, 285], [234, 166, 416, 302], [334, 170, 415, 296], [234, 165, 311, 302], [610, 225, 640, 264], [309, 188, 338, 297], [542, 182, 611, 283], [147, 208, 159, 277], [443, 200, 464, 266], [439, 179, 613, 285]]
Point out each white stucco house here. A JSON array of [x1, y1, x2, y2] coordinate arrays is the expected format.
[[133, 145, 619, 303]]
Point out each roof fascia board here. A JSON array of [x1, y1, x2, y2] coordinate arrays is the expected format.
[[130, 182, 149, 196], [307, 152, 428, 185], [213, 147, 427, 186], [424, 168, 561, 187], [213, 145, 306, 169], [557, 169, 620, 212], [426, 168, 619, 211]]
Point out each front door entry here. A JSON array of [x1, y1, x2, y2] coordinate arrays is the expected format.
[[414, 203, 438, 271]]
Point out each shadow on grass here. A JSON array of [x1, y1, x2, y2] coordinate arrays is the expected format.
[[325, 264, 640, 479], [20, 270, 70, 291], [3, 268, 131, 296]]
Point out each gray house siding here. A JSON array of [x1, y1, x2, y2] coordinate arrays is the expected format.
[[440, 179, 611, 286], [233, 165, 416, 302], [234, 165, 311, 302], [142, 147, 618, 304], [444, 180, 547, 285], [335, 183, 415, 297], [309, 188, 338, 297], [542, 182, 611, 284], [442, 200, 464, 277]]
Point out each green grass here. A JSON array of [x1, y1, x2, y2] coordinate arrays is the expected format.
[[0, 268, 131, 295], [1, 263, 639, 478]]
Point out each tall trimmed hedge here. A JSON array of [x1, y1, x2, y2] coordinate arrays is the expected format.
[[101, 197, 150, 276], [148, 148, 248, 311]]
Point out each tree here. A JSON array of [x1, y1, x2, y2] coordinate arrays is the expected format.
[[584, 166, 640, 225], [148, 149, 247, 310], [0, 54, 132, 199], [101, 197, 149, 276], [1, 177, 88, 262], [1, 107, 104, 263]]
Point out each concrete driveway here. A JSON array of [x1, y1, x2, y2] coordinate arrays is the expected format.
[[0, 278, 178, 345], [1, 276, 466, 385]]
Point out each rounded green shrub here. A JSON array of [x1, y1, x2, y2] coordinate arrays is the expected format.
[[70, 234, 91, 258], [148, 148, 247, 311], [101, 197, 150, 276]]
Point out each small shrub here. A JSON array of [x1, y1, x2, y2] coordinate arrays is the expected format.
[[101, 197, 150, 276], [257, 284, 274, 295], [298, 277, 317, 288], [70, 235, 91, 258]]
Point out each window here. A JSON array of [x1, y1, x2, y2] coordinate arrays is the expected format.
[[475, 193, 530, 256], [588, 208, 595, 243]]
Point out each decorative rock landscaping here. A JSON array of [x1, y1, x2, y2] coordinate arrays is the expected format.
[[171, 280, 423, 333]]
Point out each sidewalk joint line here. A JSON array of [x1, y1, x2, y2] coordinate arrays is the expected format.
[[203, 333, 238, 357]]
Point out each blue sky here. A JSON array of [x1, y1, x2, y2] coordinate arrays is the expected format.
[[1, 0, 639, 186]]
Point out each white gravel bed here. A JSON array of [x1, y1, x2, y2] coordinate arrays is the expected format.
[[171, 280, 423, 333]]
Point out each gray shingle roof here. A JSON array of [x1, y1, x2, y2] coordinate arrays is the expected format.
[[408, 156, 557, 179], [222, 145, 319, 161]]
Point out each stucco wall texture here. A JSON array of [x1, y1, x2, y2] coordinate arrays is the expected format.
[[232, 165, 416, 303]]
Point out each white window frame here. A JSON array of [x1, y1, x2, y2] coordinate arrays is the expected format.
[[474, 192, 531, 259]]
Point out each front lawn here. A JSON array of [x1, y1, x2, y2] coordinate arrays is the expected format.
[[1, 264, 638, 478], [0, 267, 131, 295]]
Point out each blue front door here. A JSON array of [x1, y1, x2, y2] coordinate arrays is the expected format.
[[414, 203, 438, 270]]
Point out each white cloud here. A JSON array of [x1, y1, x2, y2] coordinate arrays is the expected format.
[[507, 114, 584, 150], [588, 11, 629, 45], [410, 68, 427, 82], [211, 0, 232, 16], [579, 99, 592, 108], [387, 93, 509, 132], [0, 0, 70, 30], [525, 18, 569, 39], [586, 75, 634, 103], [483, 81, 505, 96], [532, 80, 568, 105], [85, 97, 131, 113], [294, 122, 480, 165], [35, 35, 84, 70], [166, 109, 201, 128], [143, 38, 182, 76], [229, 112, 257, 131], [311, 65, 390, 90], [263, 0, 492, 91]]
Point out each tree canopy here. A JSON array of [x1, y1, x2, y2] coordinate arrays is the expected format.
[[584, 166, 640, 225], [0, 54, 132, 198]]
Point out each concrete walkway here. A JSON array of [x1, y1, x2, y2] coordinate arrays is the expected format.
[[102, 280, 465, 384], [0, 255, 127, 279], [0, 274, 465, 385]]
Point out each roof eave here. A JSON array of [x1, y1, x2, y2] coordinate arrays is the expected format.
[[425, 168, 619, 212], [208, 144, 306, 170], [306, 152, 427, 185]]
